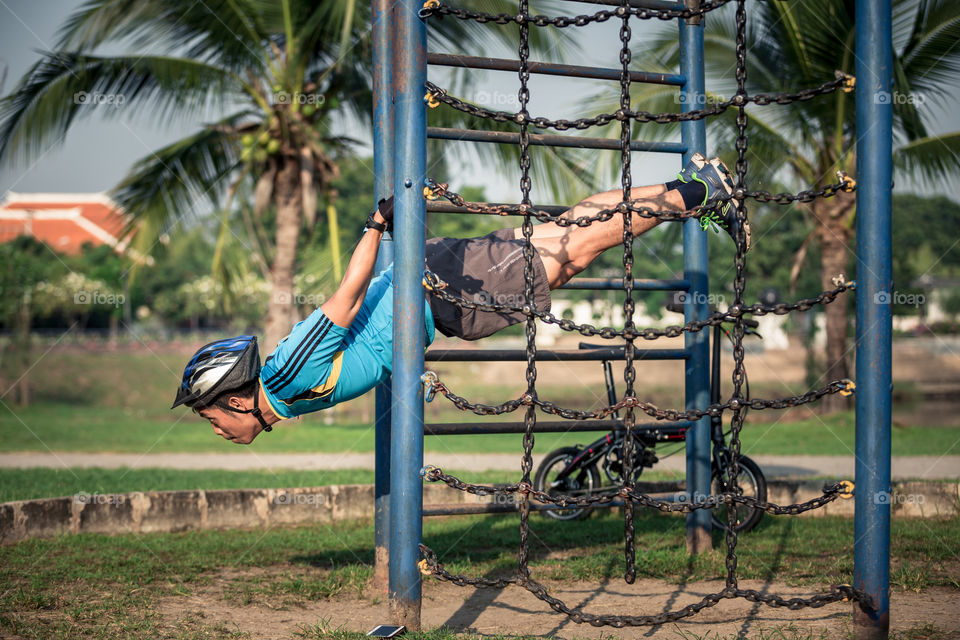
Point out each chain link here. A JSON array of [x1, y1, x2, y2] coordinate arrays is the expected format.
[[422, 374, 854, 421], [425, 268, 854, 341], [424, 177, 856, 224], [419, 0, 735, 26], [423, 73, 853, 131]]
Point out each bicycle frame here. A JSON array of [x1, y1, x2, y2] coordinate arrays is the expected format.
[[555, 322, 750, 485]]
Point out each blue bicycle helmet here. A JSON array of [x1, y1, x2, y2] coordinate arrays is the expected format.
[[172, 335, 261, 409]]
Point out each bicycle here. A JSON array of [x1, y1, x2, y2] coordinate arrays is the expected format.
[[533, 313, 767, 533]]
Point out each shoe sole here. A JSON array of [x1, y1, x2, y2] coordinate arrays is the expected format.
[[707, 157, 752, 252]]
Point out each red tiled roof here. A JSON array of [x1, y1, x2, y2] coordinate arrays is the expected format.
[[0, 192, 132, 256]]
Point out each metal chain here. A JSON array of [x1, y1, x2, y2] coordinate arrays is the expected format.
[[617, 2, 638, 584], [423, 73, 853, 131], [424, 270, 855, 340], [724, 0, 751, 589], [416, 549, 866, 628], [517, 0, 536, 582], [419, 0, 735, 26], [421, 466, 853, 515], [422, 374, 853, 420], [424, 177, 856, 225]]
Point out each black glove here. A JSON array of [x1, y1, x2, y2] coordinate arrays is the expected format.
[[377, 196, 394, 229], [364, 196, 394, 233]]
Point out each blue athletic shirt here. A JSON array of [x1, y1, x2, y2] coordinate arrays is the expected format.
[[259, 265, 435, 419]]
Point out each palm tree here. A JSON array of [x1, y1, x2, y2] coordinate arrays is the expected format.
[[0, 0, 577, 349], [619, 0, 960, 412]]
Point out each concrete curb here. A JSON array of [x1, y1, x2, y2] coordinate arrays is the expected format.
[[1, 480, 957, 545]]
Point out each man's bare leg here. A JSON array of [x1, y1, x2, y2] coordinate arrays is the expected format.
[[515, 184, 685, 289]]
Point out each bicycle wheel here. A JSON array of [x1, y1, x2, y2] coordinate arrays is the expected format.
[[533, 447, 601, 521], [711, 455, 767, 533]]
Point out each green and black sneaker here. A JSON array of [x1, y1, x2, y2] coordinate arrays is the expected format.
[[677, 153, 752, 252]]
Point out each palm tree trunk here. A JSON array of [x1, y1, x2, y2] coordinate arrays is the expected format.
[[814, 193, 855, 413], [264, 157, 303, 351]]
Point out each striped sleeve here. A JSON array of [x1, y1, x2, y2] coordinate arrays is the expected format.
[[260, 309, 349, 402]]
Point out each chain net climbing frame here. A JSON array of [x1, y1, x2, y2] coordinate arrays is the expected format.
[[414, 0, 871, 627]]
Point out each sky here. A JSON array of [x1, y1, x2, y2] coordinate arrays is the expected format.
[[0, 0, 958, 206]]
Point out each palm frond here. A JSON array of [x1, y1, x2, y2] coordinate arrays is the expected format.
[[897, 0, 960, 105], [109, 111, 250, 248], [0, 51, 244, 166], [56, 0, 270, 72], [893, 131, 960, 184]]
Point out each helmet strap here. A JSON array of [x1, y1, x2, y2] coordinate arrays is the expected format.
[[222, 380, 273, 432]]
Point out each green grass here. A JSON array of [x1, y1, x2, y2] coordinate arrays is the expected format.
[[0, 467, 519, 503], [0, 467, 687, 503], [0, 511, 957, 639], [3, 402, 959, 458]]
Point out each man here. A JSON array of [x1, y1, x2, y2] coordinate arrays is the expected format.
[[173, 154, 747, 444]]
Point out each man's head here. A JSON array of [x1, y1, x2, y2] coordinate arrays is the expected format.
[[173, 335, 273, 444]]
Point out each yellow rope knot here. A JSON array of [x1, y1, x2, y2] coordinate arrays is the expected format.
[[835, 71, 856, 93], [831, 273, 847, 288], [837, 170, 856, 192], [422, 182, 447, 200], [422, 270, 448, 292], [424, 89, 442, 108], [420, 371, 439, 403], [840, 379, 856, 397], [418, 559, 433, 575], [838, 583, 853, 600], [838, 480, 855, 499]]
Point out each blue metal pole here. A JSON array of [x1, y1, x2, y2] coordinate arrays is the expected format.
[[854, 0, 892, 636], [372, 0, 395, 596], [389, 0, 426, 630], [679, 7, 712, 554]]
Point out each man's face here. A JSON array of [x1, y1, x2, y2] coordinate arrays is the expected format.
[[196, 406, 262, 445]]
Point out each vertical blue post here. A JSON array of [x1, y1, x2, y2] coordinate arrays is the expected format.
[[854, 0, 892, 637], [679, 4, 712, 554], [372, 0, 395, 596], [390, 0, 426, 630]]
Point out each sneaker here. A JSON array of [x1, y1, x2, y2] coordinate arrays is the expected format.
[[677, 153, 752, 252]]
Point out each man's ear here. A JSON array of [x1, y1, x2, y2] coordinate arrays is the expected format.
[[227, 395, 249, 411]]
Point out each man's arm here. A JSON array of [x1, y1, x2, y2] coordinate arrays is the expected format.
[[320, 207, 389, 328]]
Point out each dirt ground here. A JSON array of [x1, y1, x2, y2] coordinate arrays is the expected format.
[[154, 568, 960, 639]]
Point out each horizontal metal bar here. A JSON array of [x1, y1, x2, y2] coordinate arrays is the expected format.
[[560, 278, 690, 291], [423, 500, 626, 516], [428, 53, 684, 87], [428, 127, 687, 154], [555, 0, 684, 10], [426, 200, 568, 215], [423, 481, 687, 517], [425, 348, 689, 362], [425, 419, 693, 435]]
